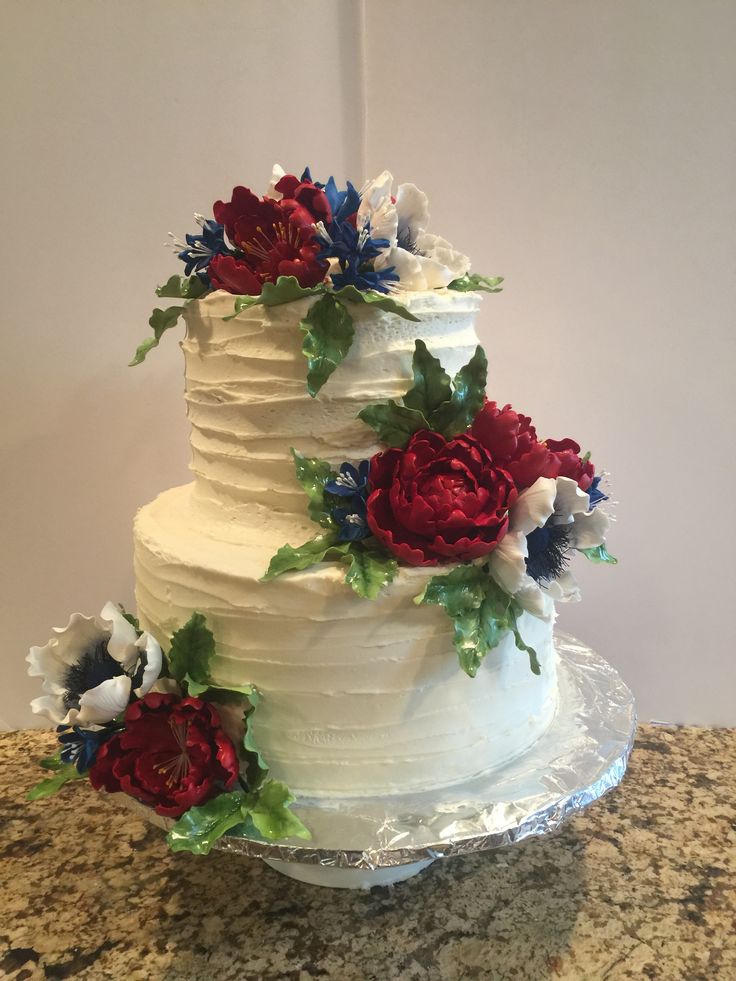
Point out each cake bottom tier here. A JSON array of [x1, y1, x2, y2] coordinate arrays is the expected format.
[[134, 484, 559, 797]]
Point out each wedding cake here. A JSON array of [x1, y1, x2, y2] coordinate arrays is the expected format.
[[26, 166, 614, 853]]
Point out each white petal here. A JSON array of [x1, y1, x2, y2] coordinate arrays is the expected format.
[[544, 570, 581, 604], [133, 632, 163, 697], [100, 602, 139, 667], [488, 531, 529, 595], [375, 246, 426, 289], [358, 171, 398, 244], [265, 163, 285, 199], [27, 613, 110, 693], [553, 476, 591, 522], [413, 253, 454, 289], [569, 509, 610, 550], [514, 579, 554, 621], [395, 183, 430, 241], [30, 693, 67, 725], [74, 676, 132, 726], [415, 231, 471, 280], [509, 478, 557, 536]]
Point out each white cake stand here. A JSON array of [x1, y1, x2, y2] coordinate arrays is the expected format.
[[123, 633, 636, 890]]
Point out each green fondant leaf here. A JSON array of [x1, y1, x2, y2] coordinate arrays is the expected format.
[[357, 400, 429, 448], [418, 566, 539, 678], [403, 339, 453, 416], [343, 543, 398, 599], [580, 544, 618, 565], [330, 285, 420, 322], [129, 305, 187, 366], [39, 756, 64, 771], [118, 605, 140, 633], [27, 762, 86, 801], [242, 690, 268, 792], [247, 780, 311, 841], [291, 450, 337, 527], [430, 345, 488, 436], [447, 273, 504, 293], [168, 612, 216, 687], [156, 274, 208, 299], [261, 534, 349, 581], [226, 276, 327, 320], [167, 790, 250, 856], [300, 294, 355, 397]]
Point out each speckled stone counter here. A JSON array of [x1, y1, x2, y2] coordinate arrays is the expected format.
[[1, 725, 734, 980]]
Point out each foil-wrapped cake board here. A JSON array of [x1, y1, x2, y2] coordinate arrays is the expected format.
[[123, 633, 636, 889]]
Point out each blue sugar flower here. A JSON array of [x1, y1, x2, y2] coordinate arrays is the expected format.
[[325, 461, 369, 497], [317, 220, 398, 294], [587, 474, 608, 509], [326, 461, 372, 541], [173, 216, 229, 276], [323, 176, 361, 224], [57, 724, 119, 773]]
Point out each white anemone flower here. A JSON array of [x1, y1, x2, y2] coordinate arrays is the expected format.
[[27, 602, 163, 727], [357, 171, 470, 290], [488, 476, 610, 621]]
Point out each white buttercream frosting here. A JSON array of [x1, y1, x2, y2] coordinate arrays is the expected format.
[[133, 289, 559, 797]]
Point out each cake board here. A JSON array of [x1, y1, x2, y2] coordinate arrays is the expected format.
[[121, 632, 636, 889]]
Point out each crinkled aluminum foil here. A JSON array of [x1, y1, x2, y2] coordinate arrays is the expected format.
[[124, 633, 636, 870]]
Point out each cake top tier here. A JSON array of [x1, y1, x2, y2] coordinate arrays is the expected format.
[[131, 164, 503, 375]]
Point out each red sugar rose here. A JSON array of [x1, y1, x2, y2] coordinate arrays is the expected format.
[[546, 438, 595, 491], [89, 692, 239, 818], [366, 430, 517, 566], [208, 254, 262, 295]]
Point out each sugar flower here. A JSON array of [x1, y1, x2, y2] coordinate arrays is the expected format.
[[325, 461, 371, 541], [27, 603, 163, 727], [357, 172, 470, 290], [487, 476, 610, 620]]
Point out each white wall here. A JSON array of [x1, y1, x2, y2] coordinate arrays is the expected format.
[[2, 1, 734, 727]]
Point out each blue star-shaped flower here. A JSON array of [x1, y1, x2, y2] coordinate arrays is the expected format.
[[325, 461, 372, 541], [587, 474, 608, 509], [177, 219, 229, 277], [317, 220, 398, 294], [57, 724, 119, 773]]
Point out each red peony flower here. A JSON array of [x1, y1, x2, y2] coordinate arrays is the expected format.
[[471, 401, 556, 490], [274, 173, 332, 225], [366, 430, 517, 566], [208, 254, 262, 295], [546, 438, 595, 491], [211, 182, 329, 293], [89, 692, 239, 818]]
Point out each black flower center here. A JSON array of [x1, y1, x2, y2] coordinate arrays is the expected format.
[[62, 639, 125, 711], [525, 523, 571, 584]]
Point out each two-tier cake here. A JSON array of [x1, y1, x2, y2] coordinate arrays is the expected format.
[[26, 166, 615, 855]]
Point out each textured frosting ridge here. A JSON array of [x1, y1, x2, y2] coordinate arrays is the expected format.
[[134, 290, 559, 797]]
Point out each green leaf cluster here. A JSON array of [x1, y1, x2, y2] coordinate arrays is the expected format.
[[262, 453, 398, 598], [300, 293, 356, 397], [166, 780, 310, 856], [448, 272, 504, 294], [130, 305, 187, 366], [27, 758, 86, 801], [168, 612, 252, 698], [225, 276, 328, 320], [155, 274, 209, 300], [358, 340, 488, 447], [416, 565, 540, 678]]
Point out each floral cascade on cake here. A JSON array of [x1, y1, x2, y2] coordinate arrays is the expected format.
[[26, 164, 617, 854], [130, 164, 502, 395], [264, 339, 615, 678], [26, 603, 309, 855]]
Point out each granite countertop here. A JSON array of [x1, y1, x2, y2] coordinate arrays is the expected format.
[[1, 725, 734, 981]]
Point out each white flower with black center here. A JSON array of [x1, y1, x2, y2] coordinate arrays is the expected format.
[[488, 476, 610, 620], [357, 171, 470, 290], [27, 602, 163, 726]]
